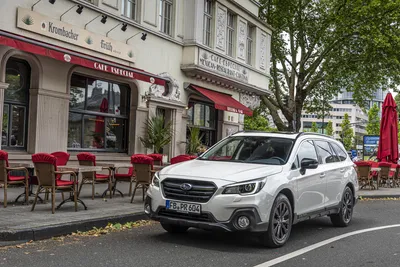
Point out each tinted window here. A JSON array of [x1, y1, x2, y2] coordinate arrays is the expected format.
[[330, 142, 348, 161], [315, 140, 337, 164], [200, 136, 294, 165], [297, 140, 318, 166]]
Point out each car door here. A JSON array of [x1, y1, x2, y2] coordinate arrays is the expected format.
[[314, 140, 341, 208], [327, 142, 351, 206], [292, 139, 326, 215]]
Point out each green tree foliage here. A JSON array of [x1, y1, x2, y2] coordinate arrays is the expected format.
[[366, 103, 380, 135], [310, 122, 318, 133], [325, 121, 333, 136], [340, 113, 354, 150], [259, 0, 400, 131], [244, 104, 278, 132], [395, 93, 400, 117]]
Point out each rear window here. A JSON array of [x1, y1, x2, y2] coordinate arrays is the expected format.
[[330, 142, 348, 161]]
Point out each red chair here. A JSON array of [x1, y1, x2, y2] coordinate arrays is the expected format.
[[147, 154, 163, 166], [31, 153, 78, 214], [354, 161, 372, 189], [50, 151, 70, 200], [171, 155, 193, 164], [0, 151, 29, 207], [130, 155, 154, 203], [378, 162, 392, 187], [76, 152, 112, 200], [114, 166, 135, 197]]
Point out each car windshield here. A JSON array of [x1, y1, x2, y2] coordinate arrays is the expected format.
[[199, 136, 294, 165]]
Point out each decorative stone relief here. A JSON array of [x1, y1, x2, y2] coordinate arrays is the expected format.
[[226, 126, 238, 137], [216, 7, 227, 51], [149, 72, 181, 102], [259, 33, 267, 70], [238, 21, 247, 59], [240, 93, 261, 110]]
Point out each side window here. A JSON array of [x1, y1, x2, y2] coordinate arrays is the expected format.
[[296, 140, 318, 167], [315, 140, 336, 164], [330, 142, 348, 161]]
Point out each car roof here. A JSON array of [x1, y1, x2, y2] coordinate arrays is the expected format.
[[232, 131, 336, 141]]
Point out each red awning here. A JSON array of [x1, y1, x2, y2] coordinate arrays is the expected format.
[[190, 85, 253, 116], [0, 31, 167, 86]]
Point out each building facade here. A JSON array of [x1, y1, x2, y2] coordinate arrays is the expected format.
[[301, 88, 388, 140], [0, 0, 271, 162]]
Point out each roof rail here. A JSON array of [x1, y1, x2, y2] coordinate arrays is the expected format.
[[296, 132, 336, 140], [236, 130, 299, 135]]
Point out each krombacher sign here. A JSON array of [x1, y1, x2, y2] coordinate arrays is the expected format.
[[16, 7, 135, 63]]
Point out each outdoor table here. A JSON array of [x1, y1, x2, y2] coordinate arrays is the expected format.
[[56, 165, 104, 210], [97, 162, 132, 197], [96, 163, 165, 197], [9, 162, 42, 204]]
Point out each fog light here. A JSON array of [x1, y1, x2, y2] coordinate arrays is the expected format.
[[237, 216, 250, 229], [144, 203, 151, 214]]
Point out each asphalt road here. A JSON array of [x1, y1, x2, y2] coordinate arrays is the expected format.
[[1, 200, 400, 267]]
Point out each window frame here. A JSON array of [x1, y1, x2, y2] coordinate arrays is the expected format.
[[68, 74, 130, 153], [314, 140, 337, 164], [203, 0, 213, 47], [159, 0, 173, 36], [226, 11, 235, 57], [121, 0, 138, 21], [293, 139, 319, 170], [3, 58, 30, 150], [246, 23, 254, 65]]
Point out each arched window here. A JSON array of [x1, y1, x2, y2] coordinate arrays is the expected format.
[[2, 58, 30, 149]]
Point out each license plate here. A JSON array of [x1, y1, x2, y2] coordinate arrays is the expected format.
[[166, 200, 201, 214]]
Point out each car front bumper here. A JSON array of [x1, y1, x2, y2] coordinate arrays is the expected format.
[[144, 196, 268, 232]]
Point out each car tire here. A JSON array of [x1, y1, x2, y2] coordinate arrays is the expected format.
[[259, 193, 293, 248], [330, 186, 354, 227], [161, 222, 189, 234]]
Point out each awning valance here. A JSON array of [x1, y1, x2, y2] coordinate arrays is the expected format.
[[190, 85, 253, 116], [0, 31, 167, 86]]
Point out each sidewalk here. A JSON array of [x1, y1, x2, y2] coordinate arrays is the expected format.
[[0, 184, 146, 243], [1, 184, 400, 244]]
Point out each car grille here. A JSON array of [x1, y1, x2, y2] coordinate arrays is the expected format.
[[158, 209, 212, 222], [161, 178, 217, 203]]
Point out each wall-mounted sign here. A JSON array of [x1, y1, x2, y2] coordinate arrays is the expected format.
[[198, 49, 249, 82], [16, 7, 135, 63]]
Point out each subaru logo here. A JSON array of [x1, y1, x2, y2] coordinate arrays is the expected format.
[[180, 183, 193, 191]]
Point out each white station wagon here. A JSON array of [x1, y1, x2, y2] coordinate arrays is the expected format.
[[145, 131, 359, 247]]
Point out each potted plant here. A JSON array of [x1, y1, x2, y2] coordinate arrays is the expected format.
[[140, 115, 173, 154], [186, 127, 204, 155]]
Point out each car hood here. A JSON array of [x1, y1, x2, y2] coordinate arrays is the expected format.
[[160, 159, 283, 183]]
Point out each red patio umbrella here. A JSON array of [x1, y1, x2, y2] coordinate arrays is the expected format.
[[377, 92, 398, 163], [93, 98, 108, 148]]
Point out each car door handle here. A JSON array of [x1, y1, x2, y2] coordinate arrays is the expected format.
[[340, 168, 345, 173], [320, 173, 326, 178]]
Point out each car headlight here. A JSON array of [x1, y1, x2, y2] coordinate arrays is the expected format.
[[152, 172, 160, 187], [222, 178, 267, 195]]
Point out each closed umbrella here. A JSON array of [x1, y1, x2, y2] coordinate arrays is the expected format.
[[377, 92, 398, 163]]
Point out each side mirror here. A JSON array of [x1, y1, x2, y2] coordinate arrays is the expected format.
[[300, 158, 318, 174]]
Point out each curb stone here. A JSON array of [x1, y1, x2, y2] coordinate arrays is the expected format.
[[358, 194, 400, 199], [0, 212, 146, 244]]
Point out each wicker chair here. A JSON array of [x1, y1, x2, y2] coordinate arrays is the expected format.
[[50, 151, 71, 200], [31, 153, 78, 214], [355, 161, 372, 190], [148, 154, 163, 166], [130, 155, 154, 203], [76, 152, 112, 200], [114, 166, 135, 197], [378, 162, 392, 188], [171, 155, 192, 164], [0, 151, 29, 207]]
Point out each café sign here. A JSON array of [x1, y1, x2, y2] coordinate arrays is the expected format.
[[198, 49, 249, 82], [16, 7, 135, 63]]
